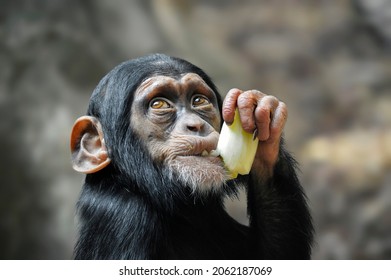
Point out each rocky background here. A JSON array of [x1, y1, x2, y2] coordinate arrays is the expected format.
[[0, 0, 390, 259]]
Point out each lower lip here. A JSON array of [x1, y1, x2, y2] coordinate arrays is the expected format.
[[178, 154, 220, 161]]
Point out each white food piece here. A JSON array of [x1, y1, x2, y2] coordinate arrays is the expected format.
[[216, 109, 259, 178]]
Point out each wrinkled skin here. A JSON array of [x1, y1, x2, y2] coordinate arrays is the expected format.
[[131, 73, 286, 189]]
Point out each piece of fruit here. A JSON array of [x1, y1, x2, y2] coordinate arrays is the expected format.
[[215, 109, 259, 178]]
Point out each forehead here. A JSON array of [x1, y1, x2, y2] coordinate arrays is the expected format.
[[135, 73, 216, 99]]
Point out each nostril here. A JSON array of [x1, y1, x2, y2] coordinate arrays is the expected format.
[[183, 114, 206, 134], [187, 124, 201, 132]]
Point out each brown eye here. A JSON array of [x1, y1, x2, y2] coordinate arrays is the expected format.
[[192, 95, 210, 107], [150, 99, 170, 109]]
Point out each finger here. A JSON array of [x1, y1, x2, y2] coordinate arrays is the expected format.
[[269, 101, 288, 142], [222, 88, 242, 125], [254, 95, 279, 141], [237, 90, 262, 133]]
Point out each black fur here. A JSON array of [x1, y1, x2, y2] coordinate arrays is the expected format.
[[74, 54, 313, 259]]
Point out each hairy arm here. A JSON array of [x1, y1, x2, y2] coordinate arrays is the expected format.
[[247, 145, 313, 259]]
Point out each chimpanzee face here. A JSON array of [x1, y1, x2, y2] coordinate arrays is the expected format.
[[70, 55, 230, 193], [130, 73, 229, 191]]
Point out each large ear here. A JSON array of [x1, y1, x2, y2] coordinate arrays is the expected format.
[[70, 116, 111, 174]]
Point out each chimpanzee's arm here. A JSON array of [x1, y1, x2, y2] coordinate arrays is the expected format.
[[247, 144, 313, 259]]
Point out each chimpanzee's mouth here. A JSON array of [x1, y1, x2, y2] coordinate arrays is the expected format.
[[170, 131, 220, 158]]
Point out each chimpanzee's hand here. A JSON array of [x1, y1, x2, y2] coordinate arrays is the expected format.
[[222, 88, 287, 179]]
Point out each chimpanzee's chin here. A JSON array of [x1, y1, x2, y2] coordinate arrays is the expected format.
[[164, 156, 229, 193]]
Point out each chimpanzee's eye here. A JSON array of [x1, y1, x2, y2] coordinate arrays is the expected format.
[[150, 98, 171, 109], [192, 95, 210, 108]]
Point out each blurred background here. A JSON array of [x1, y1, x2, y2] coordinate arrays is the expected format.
[[0, 0, 390, 259]]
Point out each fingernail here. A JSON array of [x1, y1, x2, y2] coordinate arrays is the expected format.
[[252, 128, 258, 141]]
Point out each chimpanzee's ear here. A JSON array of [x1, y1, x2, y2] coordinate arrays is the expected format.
[[70, 116, 111, 174]]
